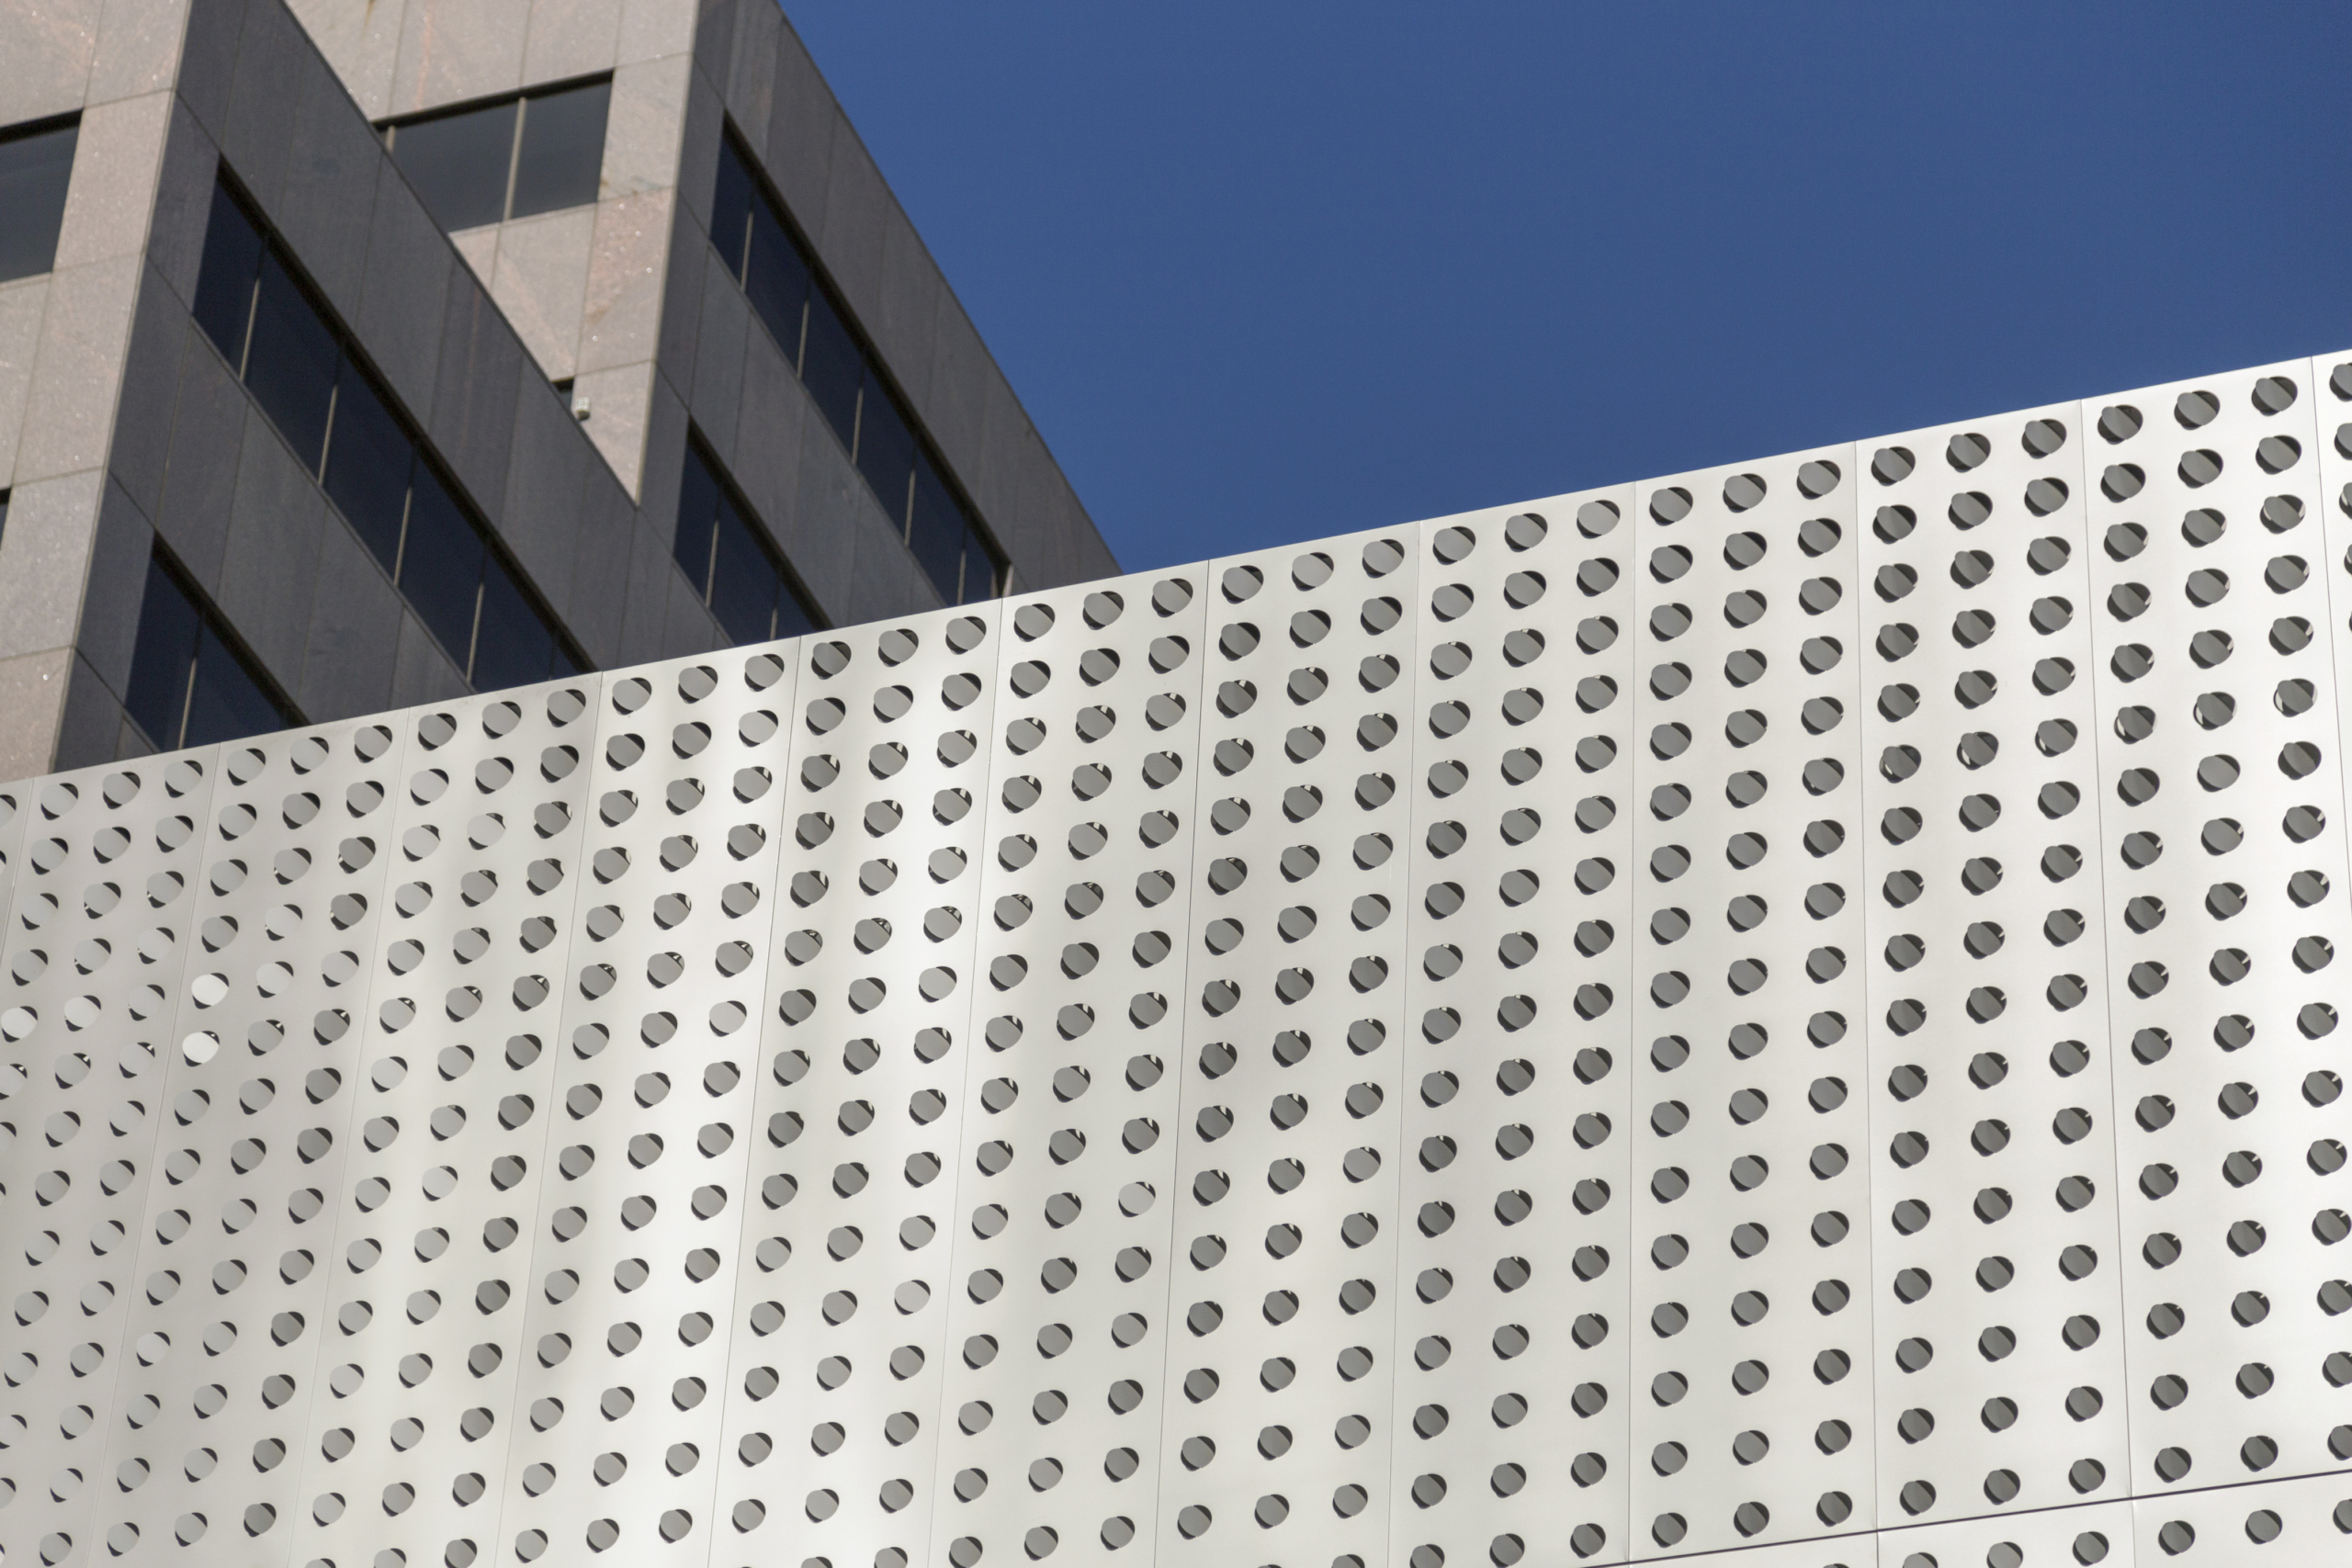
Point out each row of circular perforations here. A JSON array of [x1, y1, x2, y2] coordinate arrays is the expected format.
[[2085, 362, 2352, 1495], [1628, 448, 1878, 1559], [1386, 494, 1635, 1568], [1151, 528, 1420, 1565], [89, 724, 401, 1563], [279, 681, 602, 1568], [1858, 405, 2133, 1527], [1871, 1495, 2133, 1568], [2127, 1465, 2352, 1559], [925, 573, 1206, 1565], [492, 652, 794, 1564], [0, 758, 214, 1568], [709, 612, 995, 1568]]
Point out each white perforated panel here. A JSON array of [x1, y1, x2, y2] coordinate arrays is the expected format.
[[922, 569, 1205, 1565], [1389, 491, 1637, 1568], [2082, 362, 2352, 1499], [288, 679, 602, 1568], [5, 755, 220, 1567], [711, 613, 988, 1568], [1627, 446, 1875, 1558], [1155, 527, 1421, 1566], [496, 651, 791, 1565], [1857, 405, 2132, 1527], [5, 350, 2352, 1568]]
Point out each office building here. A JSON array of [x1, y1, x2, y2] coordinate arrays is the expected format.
[[0, 0, 1116, 786]]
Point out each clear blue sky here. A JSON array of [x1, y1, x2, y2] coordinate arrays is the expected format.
[[784, 2, 2352, 573]]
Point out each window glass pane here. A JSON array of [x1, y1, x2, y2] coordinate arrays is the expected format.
[[183, 620, 287, 748], [399, 468, 485, 669], [710, 138, 754, 279], [774, 571, 819, 640], [190, 180, 264, 368], [707, 492, 781, 646], [390, 100, 516, 231], [800, 287, 863, 452], [509, 80, 608, 220], [124, 555, 202, 749], [909, 455, 967, 604], [322, 365, 412, 570], [242, 252, 340, 470], [854, 380, 916, 525], [0, 118, 78, 284], [469, 554, 558, 691], [742, 198, 809, 368], [673, 445, 721, 596], [960, 525, 996, 603]]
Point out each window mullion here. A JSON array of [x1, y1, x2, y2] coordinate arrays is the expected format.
[[317, 364, 342, 483], [391, 463, 415, 583], [173, 639, 199, 750], [702, 508, 721, 606], [235, 270, 261, 379], [464, 572, 487, 683], [502, 96, 528, 223]]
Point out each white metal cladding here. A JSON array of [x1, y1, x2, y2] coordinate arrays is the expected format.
[[290, 682, 604, 1568], [1856, 402, 2132, 1529], [2078, 360, 2352, 1505], [1388, 491, 1636, 1568], [720, 612, 993, 1568], [1158, 527, 1421, 1568], [929, 570, 1204, 1565], [3, 354, 2352, 1568], [1628, 445, 1877, 1559]]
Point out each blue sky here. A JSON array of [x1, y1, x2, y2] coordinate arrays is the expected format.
[[784, 2, 2352, 572]]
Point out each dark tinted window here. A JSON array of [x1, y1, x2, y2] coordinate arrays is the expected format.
[[708, 492, 781, 645], [472, 554, 572, 689], [401, 468, 483, 662], [193, 173, 587, 694], [242, 252, 338, 467], [125, 553, 296, 750], [387, 79, 608, 231], [389, 97, 516, 231], [509, 80, 608, 220], [673, 444, 721, 591], [774, 570, 819, 639], [910, 455, 967, 603], [741, 200, 808, 367], [124, 555, 201, 747], [0, 116, 77, 284], [322, 366, 411, 568], [190, 180, 263, 368], [185, 617, 292, 747], [710, 139, 754, 274], [704, 130, 1005, 605], [673, 442, 818, 645], [799, 287, 863, 450], [854, 378, 916, 517]]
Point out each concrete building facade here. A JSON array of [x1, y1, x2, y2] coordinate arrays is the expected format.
[[0, 0, 1117, 786], [0, 345, 2350, 1568]]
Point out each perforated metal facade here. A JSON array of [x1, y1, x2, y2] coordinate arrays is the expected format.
[[6, 352, 2352, 1568]]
